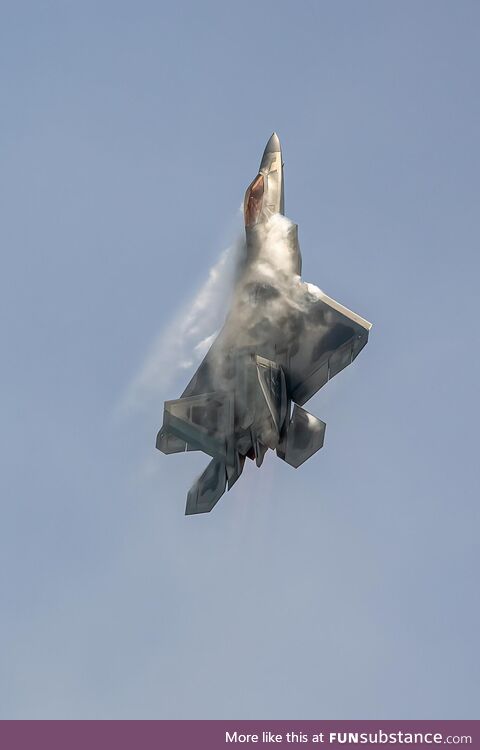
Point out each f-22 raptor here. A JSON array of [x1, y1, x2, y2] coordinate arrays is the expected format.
[[157, 133, 371, 514]]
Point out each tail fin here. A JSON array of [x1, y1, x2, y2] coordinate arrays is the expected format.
[[185, 458, 227, 515]]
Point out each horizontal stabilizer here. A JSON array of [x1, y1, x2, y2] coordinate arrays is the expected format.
[[156, 426, 186, 454], [277, 405, 326, 468], [162, 391, 233, 462], [156, 426, 201, 454]]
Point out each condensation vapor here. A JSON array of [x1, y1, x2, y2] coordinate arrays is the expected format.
[[120, 235, 245, 416], [200, 213, 325, 387], [120, 212, 326, 418]]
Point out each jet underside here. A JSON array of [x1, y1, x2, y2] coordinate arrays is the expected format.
[[156, 133, 371, 514]]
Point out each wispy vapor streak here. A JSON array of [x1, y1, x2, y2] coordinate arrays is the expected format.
[[120, 236, 245, 416]]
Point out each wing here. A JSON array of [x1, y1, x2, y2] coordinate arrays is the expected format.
[[287, 286, 372, 406]]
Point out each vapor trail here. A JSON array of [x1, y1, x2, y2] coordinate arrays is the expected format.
[[120, 235, 245, 416]]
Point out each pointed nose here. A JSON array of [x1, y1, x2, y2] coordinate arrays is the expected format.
[[264, 132, 281, 154]]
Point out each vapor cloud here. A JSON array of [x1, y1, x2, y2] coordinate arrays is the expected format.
[[119, 214, 325, 418], [120, 236, 245, 416]]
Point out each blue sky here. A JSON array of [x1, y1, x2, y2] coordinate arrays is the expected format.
[[1, 0, 479, 718]]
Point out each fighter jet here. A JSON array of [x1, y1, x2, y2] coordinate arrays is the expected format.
[[157, 133, 372, 514]]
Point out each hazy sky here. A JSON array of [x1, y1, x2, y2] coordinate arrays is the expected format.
[[1, 0, 479, 719]]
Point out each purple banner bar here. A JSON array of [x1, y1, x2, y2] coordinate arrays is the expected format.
[[0, 720, 479, 750]]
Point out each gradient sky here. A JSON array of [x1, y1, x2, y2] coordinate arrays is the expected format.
[[1, 0, 479, 719]]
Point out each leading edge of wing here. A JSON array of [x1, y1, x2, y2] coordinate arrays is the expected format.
[[309, 287, 372, 332], [287, 285, 372, 406]]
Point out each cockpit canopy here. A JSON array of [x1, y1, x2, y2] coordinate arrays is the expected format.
[[244, 173, 264, 227]]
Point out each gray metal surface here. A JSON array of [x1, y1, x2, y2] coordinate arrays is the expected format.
[[157, 133, 372, 514], [277, 405, 326, 469]]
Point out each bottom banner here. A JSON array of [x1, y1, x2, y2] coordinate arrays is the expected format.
[[0, 720, 478, 750]]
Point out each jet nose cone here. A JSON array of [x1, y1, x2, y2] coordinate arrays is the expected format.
[[264, 132, 281, 154]]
